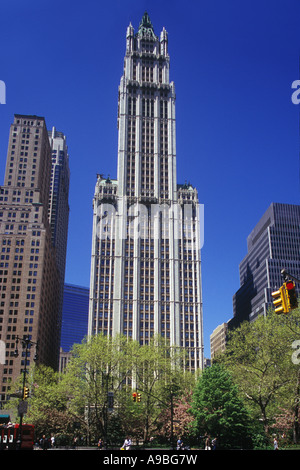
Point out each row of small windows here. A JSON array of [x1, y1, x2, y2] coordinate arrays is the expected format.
[[14, 119, 42, 126], [127, 97, 169, 118]]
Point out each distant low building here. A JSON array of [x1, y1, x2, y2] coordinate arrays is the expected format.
[[210, 323, 228, 360], [59, 348, 72, 374]]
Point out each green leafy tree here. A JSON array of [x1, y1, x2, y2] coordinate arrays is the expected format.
[[221, 312, 300, 437], [130, 336, 187, 443], [61, 334, 187, 445], [25, 365, 72, 441], [190, 363, 252, 449], [62, 333, 136, 444], [269, 309, 300, 443]]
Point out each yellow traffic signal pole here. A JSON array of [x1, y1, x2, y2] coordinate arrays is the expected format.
[[281, 269, 300, 285], [271, 269, 299, 314], [271, 285, 289, 314], [13, 335, 38, 449], [132, 387, 176, 450], [281, 269, 299, 311]]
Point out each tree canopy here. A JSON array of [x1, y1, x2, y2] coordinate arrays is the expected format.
[[190, 363, 252, 449]]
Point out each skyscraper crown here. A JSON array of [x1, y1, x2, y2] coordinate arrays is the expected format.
[[137, 12, 156, 39]]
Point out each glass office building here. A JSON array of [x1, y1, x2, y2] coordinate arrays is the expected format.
[[231, 202, 300, 327], [61, 283, 89, 352]]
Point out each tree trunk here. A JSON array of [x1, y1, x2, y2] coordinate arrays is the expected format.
[[293, 368, 300, 444]]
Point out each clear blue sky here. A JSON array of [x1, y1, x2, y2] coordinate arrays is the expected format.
[[0, 0, 300, 358]]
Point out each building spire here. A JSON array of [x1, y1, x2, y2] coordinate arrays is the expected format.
[[137, 11, 156, 38]]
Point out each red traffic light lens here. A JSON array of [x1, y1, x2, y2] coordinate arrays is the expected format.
[[286, 281, 295, 290]]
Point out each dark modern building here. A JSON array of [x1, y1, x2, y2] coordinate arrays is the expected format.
[[61, 283, 89, 352], [230, 202, 300, 328], [48, 127, 70, 353]]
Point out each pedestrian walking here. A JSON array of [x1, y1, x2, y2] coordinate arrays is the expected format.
[[40, 435, 49, 450], [98, 438, 103, 449], [211, 437, 217, 450], [122, 436, 132, 450], [273, 437, 279, 450], [176, 436, 183, 450], [205, 435, 211, 450]]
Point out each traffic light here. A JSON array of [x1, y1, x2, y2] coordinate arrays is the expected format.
[[132, 392, 137, 402], [137, 393, 141, 402], [23, 387, 29, 399], [285, 280, 298, 311], [271, 285, 288, 314]]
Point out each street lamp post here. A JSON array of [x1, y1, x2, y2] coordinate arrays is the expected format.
[[13, 335, 38, 449]]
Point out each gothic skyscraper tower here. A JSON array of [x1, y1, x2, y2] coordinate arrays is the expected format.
[[88, 13, 204, 371]]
